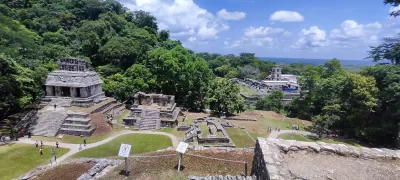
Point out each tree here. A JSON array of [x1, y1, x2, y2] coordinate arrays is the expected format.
[[132, 10, 158, 33], [206, 78, 244, 114], [385, 0, 400, 17], [255, 91, 284, 113], [0, 55, 23, 121], [158, 30, 169, 42], [367, 34, 400, 65]]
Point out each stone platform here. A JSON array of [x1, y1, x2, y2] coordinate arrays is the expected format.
[[252, 138, 400, 180]]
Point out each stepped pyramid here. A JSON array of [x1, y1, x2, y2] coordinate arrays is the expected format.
[[58, 111, 95, 136], [137, 108, 161, 130]]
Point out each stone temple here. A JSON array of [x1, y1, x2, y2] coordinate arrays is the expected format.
[[123, 92, 181, 130], [42, 58, 106, 107]]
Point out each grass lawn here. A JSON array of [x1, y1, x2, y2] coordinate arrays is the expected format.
[[232, 116, 310, 139], [278, 133, 361, 147], [198, 123, 209, 137], [239, 85, 259, 95], [71, 134, 172, 158], [225, 128, 255, 148], [0, 144, 69, 180]]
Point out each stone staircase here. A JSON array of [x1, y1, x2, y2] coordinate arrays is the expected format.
[[58, 111, 95, 136], [30, 109, 68, 137], [50, 97, 72, 107], [137, 109, 161, 130]]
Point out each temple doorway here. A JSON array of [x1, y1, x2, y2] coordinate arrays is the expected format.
[[61, 87, 70, 97], [75, 88, 81, 97]]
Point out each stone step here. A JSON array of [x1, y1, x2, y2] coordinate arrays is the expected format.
[[61, 123, 92, 130], [58, 128, 95, 136], [64, 118, 91, 125]]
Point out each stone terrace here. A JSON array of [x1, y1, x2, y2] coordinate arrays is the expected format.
[[252, 138, 400, 180]]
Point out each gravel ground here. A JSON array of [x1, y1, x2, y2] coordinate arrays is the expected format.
[[284, 151, 400, 180]]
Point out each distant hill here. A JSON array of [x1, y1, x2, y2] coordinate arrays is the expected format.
[[258, 57, 378, 69]]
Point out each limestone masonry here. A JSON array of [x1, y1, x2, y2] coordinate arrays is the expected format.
[[43, 58, 106, 107], [123, 92, 181, 130], [253, 138, 400, 180]]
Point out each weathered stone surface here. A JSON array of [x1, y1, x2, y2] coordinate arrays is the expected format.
[[187, 175, 255, 180], [252, 138, 400, 180], [77, 158, 123, 180]]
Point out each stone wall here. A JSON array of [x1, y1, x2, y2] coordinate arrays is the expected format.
[[251, 140, 271, 180], [253, 138, 400, 180], [77, 158, 123, 180]]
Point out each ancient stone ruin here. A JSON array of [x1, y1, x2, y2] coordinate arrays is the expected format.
[[252, 138, 400, 180], [123, 92, 181, 130], [42, 58, 106, 107], [184, 117, 234, 147]]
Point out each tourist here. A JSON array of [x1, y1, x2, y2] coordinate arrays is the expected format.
[[56, 141, 59, 148], [28, 131, 31, 138], [51, 147, 55, 156], [79, 144, 82, 151], [83, 138, 87, 146], [40, 148, 43, 155], [41, 140, 43, 147], [35, 140, 38, 148], [20, 129, 24, 137], [54, 104, 57, 110]]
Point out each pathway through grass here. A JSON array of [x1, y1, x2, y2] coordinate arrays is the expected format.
[[0, 144, 69, 180], [71, 134, 172, 158]]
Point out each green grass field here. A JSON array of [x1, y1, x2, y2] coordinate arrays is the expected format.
[[232, 117, 310, 139], [0, 144, 69, 180], [239, 85, 259, 95], [71, 134, 172, 158], [278, 133, 361, 147], [199, 123, 209, 137], [225, 128, 255, 148]]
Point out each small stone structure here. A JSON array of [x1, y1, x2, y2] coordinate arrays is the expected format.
[[42, 58, 106, 107], [252, 138, 400, 180], [184, 118, 234, 147], [123, 92, 181, 129]]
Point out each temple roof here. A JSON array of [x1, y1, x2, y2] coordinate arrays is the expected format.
[[45, 70, 103, 87]]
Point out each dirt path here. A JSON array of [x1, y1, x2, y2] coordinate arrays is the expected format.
[[268, 130, 314, 139], [16, 130, 179, 164]]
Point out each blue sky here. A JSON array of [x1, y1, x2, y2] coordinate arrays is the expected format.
[[119, 0, 400, 60]]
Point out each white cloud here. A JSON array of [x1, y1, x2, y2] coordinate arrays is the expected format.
[[269, 11, 304, 22], [225, 37, 275, 48], [188, 36, 197, 42], [119, 0, 229, 41], [291, 26, 329, 49], [217, 9, 246, 20], [292, 20, 382, 49], [389, 5, 400, 14], [283, 31, 292, 36], [244, 26, 285, 37], [330, 20, 381, 43]]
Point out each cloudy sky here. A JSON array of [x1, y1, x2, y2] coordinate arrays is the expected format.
[[117, 0, 400, 60]]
